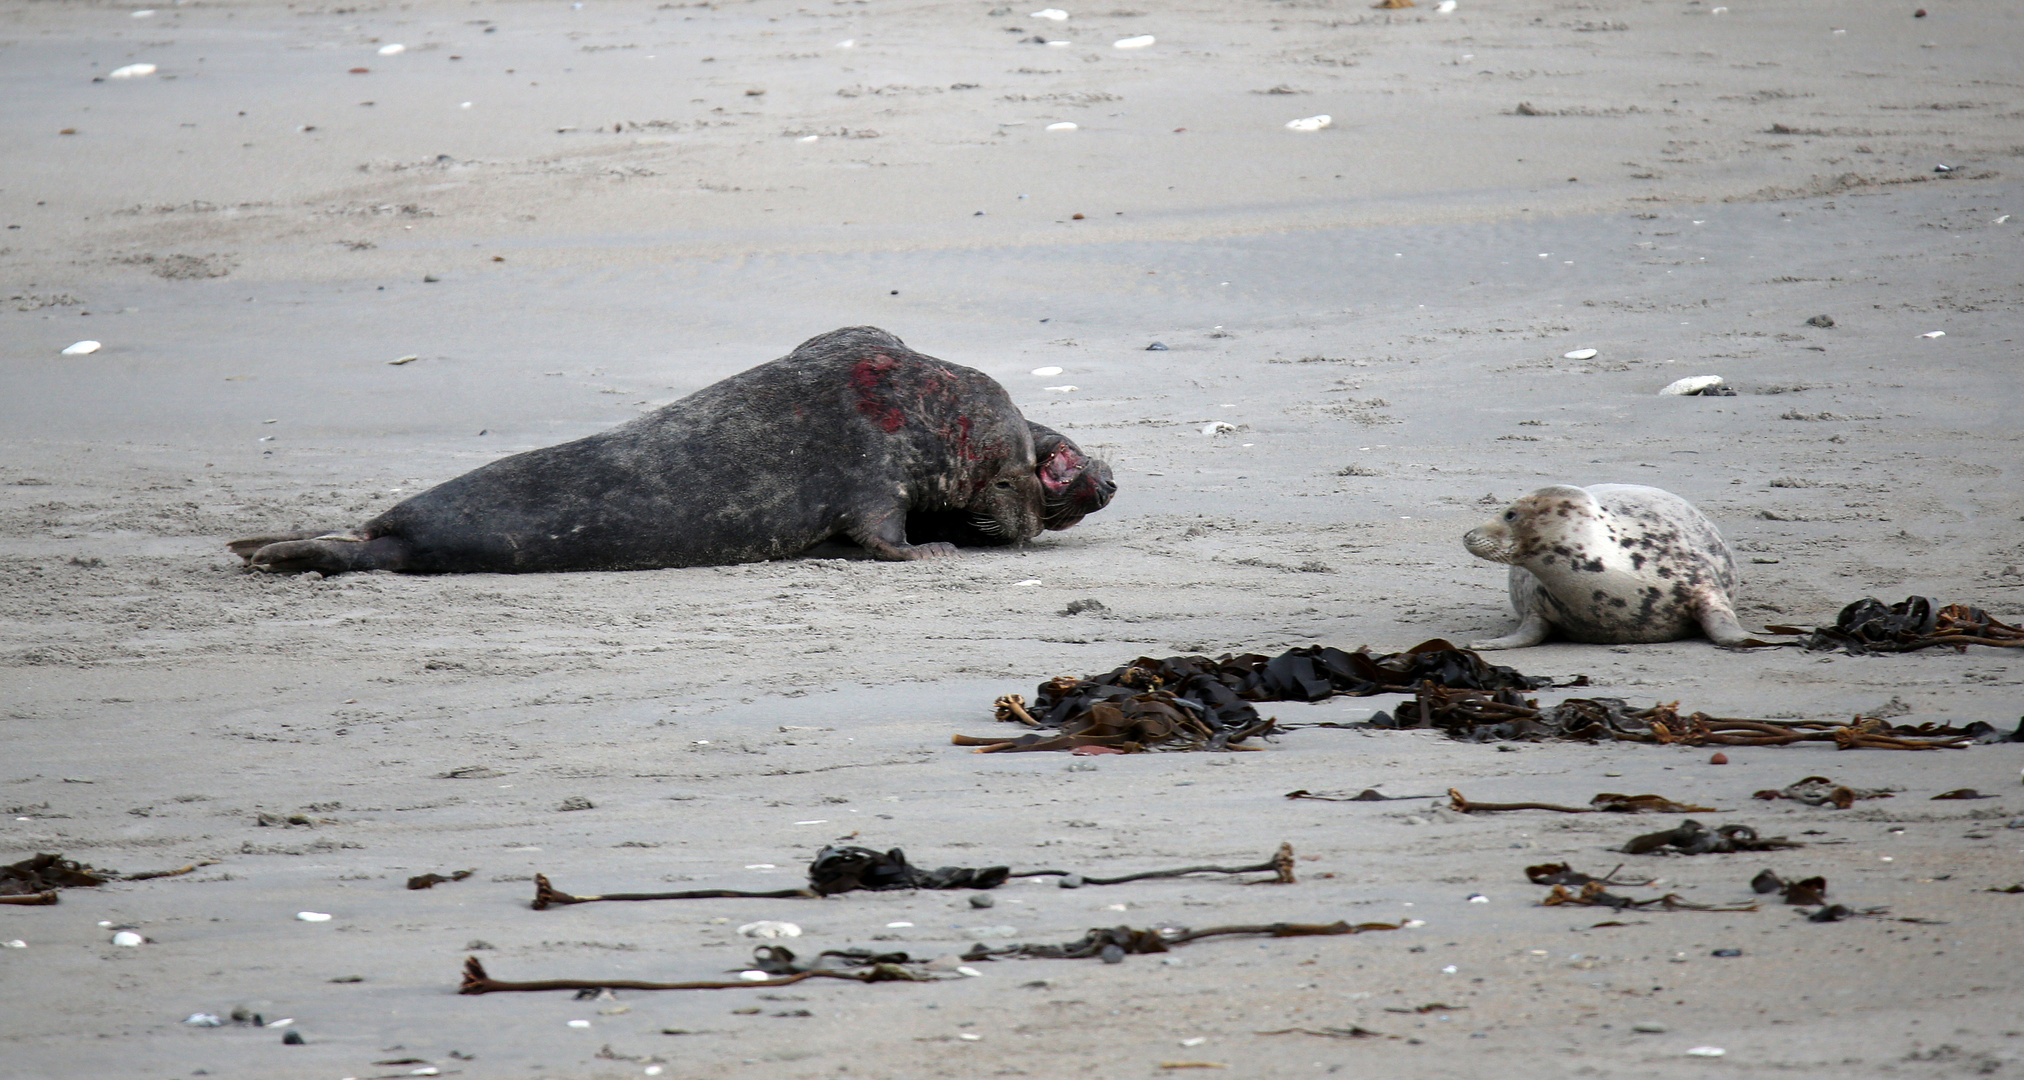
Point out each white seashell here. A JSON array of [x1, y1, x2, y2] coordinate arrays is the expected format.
[[886, 921, 914, 928], [183, 1013, 223, 1026], [645, 1069, 664, 1078], [739, 970, 774, 982], [132, 9, 156, 17], [1920, 330, 1945, 338], [1, 940, 24, 948], [1659, 375, 1725, 396], [799, 134, 820, 142], [295, 911, 333, 922], [1709, 5, 1726, 12], [107, 63, 156, 78], [745, 863, 777, 869], [1181, 1037, 1207, 1047], [389, 354, 418, 365], [1012, 579, 1042, 587], [567, 1018, 593, 1027], [793, 819, 829, 825], [1045, 40, 1071, 47], [1403, 918, 1426, 928], [1285, 115, 1331, 132], [958, 1033, 983, 1041], [265, 1017, 294, 1028], [111, 931, 144, 947], [737, 920, 802, 939], [1045, 121, 1077, 130], [956, 966, 983, 977], [1031, 366, 1064, 376], [1686, 1047, 1726, 1057], [1996, 215, 2011, 224], [1113, 35, 1155, 49], [1043, 385, 1078, 392], [1203, 421, 1236, 436], [1562, 348, 1598, 360], [459, 102, 472, 109], [378, 43, 405, 55], [1441, 964, 1458, 974], [836, 39, 855, 47], [1467, 893, 1489, 903], [61, 340, 101, 355], [1436, 0, 1457, 10], [1030, 8, 1069, 19]]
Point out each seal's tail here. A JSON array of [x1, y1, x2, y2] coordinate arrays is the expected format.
[[231, 533, 408, 574]]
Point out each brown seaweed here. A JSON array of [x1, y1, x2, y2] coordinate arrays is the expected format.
[[1623, 820, 1802, 855], [459, 955, 932, 995], [0, 852, 214, 902], [407, 869, 475, 890], [958, 639, 1566, 753], [1283, 788, 1438, 802], [1752, 776, 1896, 808], [1525, 863, 1655, 888], [1751, 870, 1829, 905], [1540, 882, 1759, 912], [1448, 789, 1716, 814], [961, 919, 1398, 963], [1766, 597, 2024, 655], [1387, 685, 2000, 747], [533, 874, 816, 909]]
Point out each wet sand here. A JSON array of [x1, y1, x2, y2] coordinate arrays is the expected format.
[[3, 0, 2022, 1077]]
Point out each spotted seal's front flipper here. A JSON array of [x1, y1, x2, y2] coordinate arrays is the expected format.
[[1468, 568, 1555, 649], [242, 533, 412, 574]]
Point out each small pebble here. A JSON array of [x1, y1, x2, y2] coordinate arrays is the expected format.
[[1709, 752, 1728, 765], [111, 931, 144, 947], [1632, 1022, 1669, 1034], [1145, 342, 1168, 351], [1805, 314, 1835, 328], [970, 893, 996, 909], [378, 43, 406, 55], [281, 1031, 305, 1045], [1285, 115, 1332, 132], [568, 1018, 593, 1027], [1711, 948, 1741, 958]]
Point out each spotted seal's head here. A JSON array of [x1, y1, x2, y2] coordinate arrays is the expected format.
[[1464, 485, 1598, 565], [1034, 430, 1117, 531]]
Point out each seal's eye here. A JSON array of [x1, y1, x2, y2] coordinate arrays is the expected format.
[[1504, 510, 1518, 521], [995, 479, 1014, 490]]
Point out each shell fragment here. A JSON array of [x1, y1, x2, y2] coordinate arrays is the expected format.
[[1920, 330, 1945, 338], [61, 340, 101, 355], [1029, 8, 1069, 19], [295, 911, 334, 922], [1562, 348, 1599, 360], [1203, 421, 1237, 436], [1285, 115, 1332, 132], [107, 63, 156, 78], [377, 43, 406, 55], [1031, 366, 1064, 376], [737, 920, 802, 939], [1045, 121, 1078, 131], [1113, 35, 1155, 49], [1659, 375, 1725, 396], [111, 931, 144, 947]]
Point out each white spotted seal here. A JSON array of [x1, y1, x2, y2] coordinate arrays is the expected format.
[[1461, 484, 1758, 649], [228, 327, 1111, 574]]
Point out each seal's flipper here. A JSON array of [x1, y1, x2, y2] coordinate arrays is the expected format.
[[227, 531, 330, 561], [1469, 609, 1552, 651], [247, 535, 409, 575], [1695, 589, 1769, 648]]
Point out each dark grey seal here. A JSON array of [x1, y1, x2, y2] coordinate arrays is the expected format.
[[1461, 483, 1757, 648], [229, 327, 1110, 574]]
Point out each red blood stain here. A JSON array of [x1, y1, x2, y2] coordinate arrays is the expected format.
[[1071, 745, 1125, 756], [849, 353, 905, 433]]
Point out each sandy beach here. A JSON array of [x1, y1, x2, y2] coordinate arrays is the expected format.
[[3, 0, 2022, 1077]]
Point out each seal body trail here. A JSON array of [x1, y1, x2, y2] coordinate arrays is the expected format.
[[1461, 483, 1756, 649], [231, 327, 1060, 574]]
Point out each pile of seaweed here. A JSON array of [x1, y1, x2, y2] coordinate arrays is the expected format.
[[1768, 596, 2024, 654], [958, 639, 1565, 753]]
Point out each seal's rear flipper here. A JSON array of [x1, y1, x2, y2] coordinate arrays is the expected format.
[[246, 535, 409, 574], [226, 531, 330, 561], [1697, 591, 1769, 648]]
